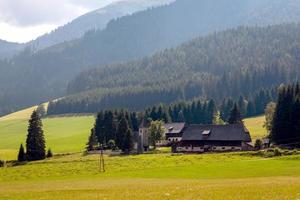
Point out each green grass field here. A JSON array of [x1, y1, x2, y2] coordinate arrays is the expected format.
[[244, 115, 267, 141], [0, 109, 94, 160], [1, 152, 300, 199], [1, 108, 300, 199]]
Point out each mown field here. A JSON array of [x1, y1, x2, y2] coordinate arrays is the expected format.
[[1, 107, 299, 200], [0, 105, 266, 160], [1, 152, 300, 200]]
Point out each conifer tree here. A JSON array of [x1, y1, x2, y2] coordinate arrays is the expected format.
[[271, 83, 300, 145], [116, 116, 130, 149], [94, 111, 105, 144], [228, 103, 242, 124], [86, 128, 99, 151], [122, 129, 133, 154], [17, 143, 27, 162], [26, 110, 46, 161]]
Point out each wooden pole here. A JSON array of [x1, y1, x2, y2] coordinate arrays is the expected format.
[[99, 145, 105, 172]]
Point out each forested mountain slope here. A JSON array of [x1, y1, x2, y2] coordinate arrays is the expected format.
[[0, 0, 171, 58], [48, 24, 300, 114], [0, 39, 23, 59], [2, 0, 300, 115], [27, 0, 174, 51]]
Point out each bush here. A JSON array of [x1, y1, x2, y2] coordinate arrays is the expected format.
[[254, 139, 263, 150], [274, 148, 282, 156], [46, 148, 53, 158], [108, 140, 116, 150], [0, 160, 6, 167]]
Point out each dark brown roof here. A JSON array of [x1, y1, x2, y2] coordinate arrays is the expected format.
[[164, 123, 186, 134], [181, 124, 251, 142]]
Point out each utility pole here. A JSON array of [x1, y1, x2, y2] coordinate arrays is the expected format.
[[99, 144, 105, 172]]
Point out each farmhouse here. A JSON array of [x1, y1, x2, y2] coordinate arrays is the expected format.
[[176, 124, 252, 153], [138, 120, 252, 153], [156, 122, 186, 146]]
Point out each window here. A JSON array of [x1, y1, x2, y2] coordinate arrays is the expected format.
[[202, 130, 211, 135]]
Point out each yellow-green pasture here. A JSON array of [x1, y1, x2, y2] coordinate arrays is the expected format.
[[1, 153, 300, 200]]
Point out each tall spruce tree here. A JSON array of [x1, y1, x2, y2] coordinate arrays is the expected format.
[[116, 116, 130, 149], [122, 129, 134, 154], [228, 103, 242, 124], [86, 128, 99, 151], [26, 110, 46, 161], [17, 143, 27, 162], [94, 111, 105, 144]]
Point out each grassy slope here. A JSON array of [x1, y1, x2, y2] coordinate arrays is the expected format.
[[1, 153, 300, 199], [0, 106, 266, 160], [244, 115, 267, 141], [0, 107, 94, 160]]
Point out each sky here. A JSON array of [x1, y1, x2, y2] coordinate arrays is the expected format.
[[0, 0, 120, 43]]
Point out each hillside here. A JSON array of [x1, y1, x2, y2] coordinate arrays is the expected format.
[[49, 24, 298, 114], [2, 0, 300, 115], [26, 0, 174, 51], [0, 0, 172, 59], [0, 39, 23, 58]]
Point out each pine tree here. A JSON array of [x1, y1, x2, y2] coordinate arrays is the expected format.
[[271, 85, 292, 143], [86, 128, 99, 151], [270, 83, 300, 145], [116, 116, 130, 149], [94, 111, 105, 144], [17, 143, 27, 162], [26, 110, 46, 161], [122, 129, 133, 154], [228, 103, 242, 124]]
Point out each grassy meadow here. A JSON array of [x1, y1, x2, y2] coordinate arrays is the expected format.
[[1, 152, 300, 199], [0, 107, 94, 160], [1, 107, 300, 200]]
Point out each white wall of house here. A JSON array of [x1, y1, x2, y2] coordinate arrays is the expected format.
[[177, 145, 242, 153]]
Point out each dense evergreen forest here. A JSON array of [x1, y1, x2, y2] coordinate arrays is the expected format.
[[48, 24, 299, 115], [2, 0, 300, 116]]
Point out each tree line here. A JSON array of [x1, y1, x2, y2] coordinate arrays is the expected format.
[[85, 97, 246, 153]]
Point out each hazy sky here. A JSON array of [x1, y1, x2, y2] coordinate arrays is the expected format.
[[0, 0, 120, 43]]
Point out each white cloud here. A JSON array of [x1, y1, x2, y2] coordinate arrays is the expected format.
[[0, 0, 120, 42], [0, 22, 56, 43]]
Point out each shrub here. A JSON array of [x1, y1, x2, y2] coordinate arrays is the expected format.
[[254, 139, 263, 150], [274, 148, 282, 156], [108, 140, 116, 150], [0, 160, 6, 167], [46, 148, 53, 158]]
